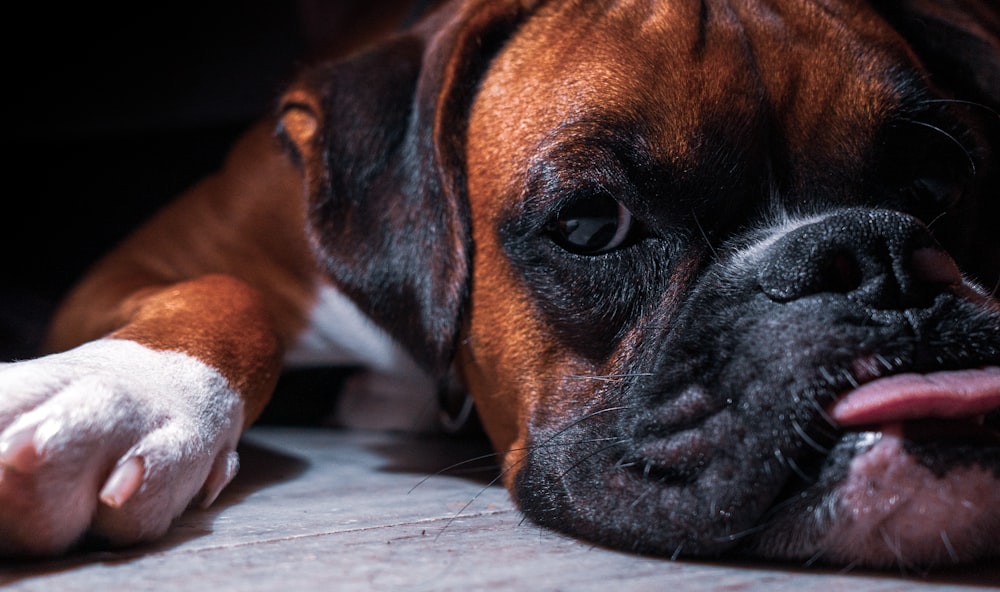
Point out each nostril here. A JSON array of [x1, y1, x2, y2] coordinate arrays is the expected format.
[[755, 210, 961, 309], [758, 245, 867, 303], [828, 251, 863, 295]]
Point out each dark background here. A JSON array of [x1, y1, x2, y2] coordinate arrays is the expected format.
[[2, 1, 436, 425], [2, 1, 427, 361], [3, 2, 304, 360]]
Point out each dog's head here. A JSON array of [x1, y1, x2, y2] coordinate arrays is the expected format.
[[279, 0, 1000, 568]]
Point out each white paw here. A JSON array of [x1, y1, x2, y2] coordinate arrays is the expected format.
[[0, 339, 244, 556]]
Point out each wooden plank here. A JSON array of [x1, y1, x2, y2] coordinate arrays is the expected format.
[[2, 427, 998, 590]]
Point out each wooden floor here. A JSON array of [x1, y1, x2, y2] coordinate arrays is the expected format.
[[1, 426, 997, 591]]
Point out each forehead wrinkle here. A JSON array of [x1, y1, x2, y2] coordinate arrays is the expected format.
[[469, 0, 925, 223], [736, 4, 917, 120], [593, 2, 775, 165], [469, 4, 769, 226], [601, 0, 706, 40]]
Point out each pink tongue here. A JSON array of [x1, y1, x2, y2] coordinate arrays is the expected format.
[[830, 367, 1000, 427]]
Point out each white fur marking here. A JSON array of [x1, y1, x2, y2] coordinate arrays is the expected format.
[[0, 339, 244, 555], [287, 283, 417, 371], [287, 283, 440, 431]]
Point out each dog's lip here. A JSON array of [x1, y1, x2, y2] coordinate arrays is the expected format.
[[829, 367, 1000, 427]]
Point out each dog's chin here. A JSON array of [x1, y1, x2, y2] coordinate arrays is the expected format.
[[840, 432, 998, 564], [514, 375, 1000, 569], [742, 402, 999, 568]]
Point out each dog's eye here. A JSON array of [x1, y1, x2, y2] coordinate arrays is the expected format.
[[549, 195, 634, 254]]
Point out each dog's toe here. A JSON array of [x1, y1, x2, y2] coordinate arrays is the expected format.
[[0, 418, 103, 555], [0, 386, 152, 554], [0, 339, 244, 556], [85, 428, 237, 544]]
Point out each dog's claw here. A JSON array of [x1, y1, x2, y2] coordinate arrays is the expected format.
[[99, 456, 145, 509], [199, 449, 240, 509]]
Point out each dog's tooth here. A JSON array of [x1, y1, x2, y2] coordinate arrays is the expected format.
[[99, 456, 145, 508]]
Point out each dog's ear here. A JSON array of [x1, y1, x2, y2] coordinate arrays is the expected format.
[[277, 1, 535, 375], [874, 0, 1000, 107]]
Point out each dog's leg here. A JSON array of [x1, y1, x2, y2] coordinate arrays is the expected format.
[[0, 121, 314, 556]]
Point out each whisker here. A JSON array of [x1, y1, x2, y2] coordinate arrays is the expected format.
[[544, 405, 632, 437], [414, 435, 620, 494], [754, 489, 810, 524], [924, 210, 948, 231], [791, 418, 830, 454], [902, 118, 977, 177], [878, 525, 909, 575], [613, 453, 638, 471], [627, 486, 654, 511], [841, 368, 860, 389], [873, 353, 895, 372], [940, 530, 959, 564], [774, 448, 812, 482], [431, 436, 626, 539], [433, 472, 511, 541], [803, 547, 827, 567], [786, 456, 812, 483], [408, 450, 504, 494], [807, 393, 836, 429], [693, 211, 719, 261], [817, 366, 838, 387], [429, 405, 631, 538], [554, 439, 630, 483], [715, 522, 769, 543], [422, 404, 632, 486], [919, 98, 1000, 121], [563, 373, 654, 382]]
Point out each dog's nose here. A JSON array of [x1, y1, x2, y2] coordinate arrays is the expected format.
[[756, 209, 962, 310]]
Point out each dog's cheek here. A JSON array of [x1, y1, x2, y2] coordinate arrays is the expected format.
[[456, 323, 524, 474], [457, 261, 556, 484], [458, 227, 604, 489], [461, 47, 618, 485]]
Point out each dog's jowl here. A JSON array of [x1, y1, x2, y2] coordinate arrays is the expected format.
[[2, 0, 999, 569]]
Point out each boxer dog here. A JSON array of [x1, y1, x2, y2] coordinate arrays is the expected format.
[[1, 0, 999, 570]]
